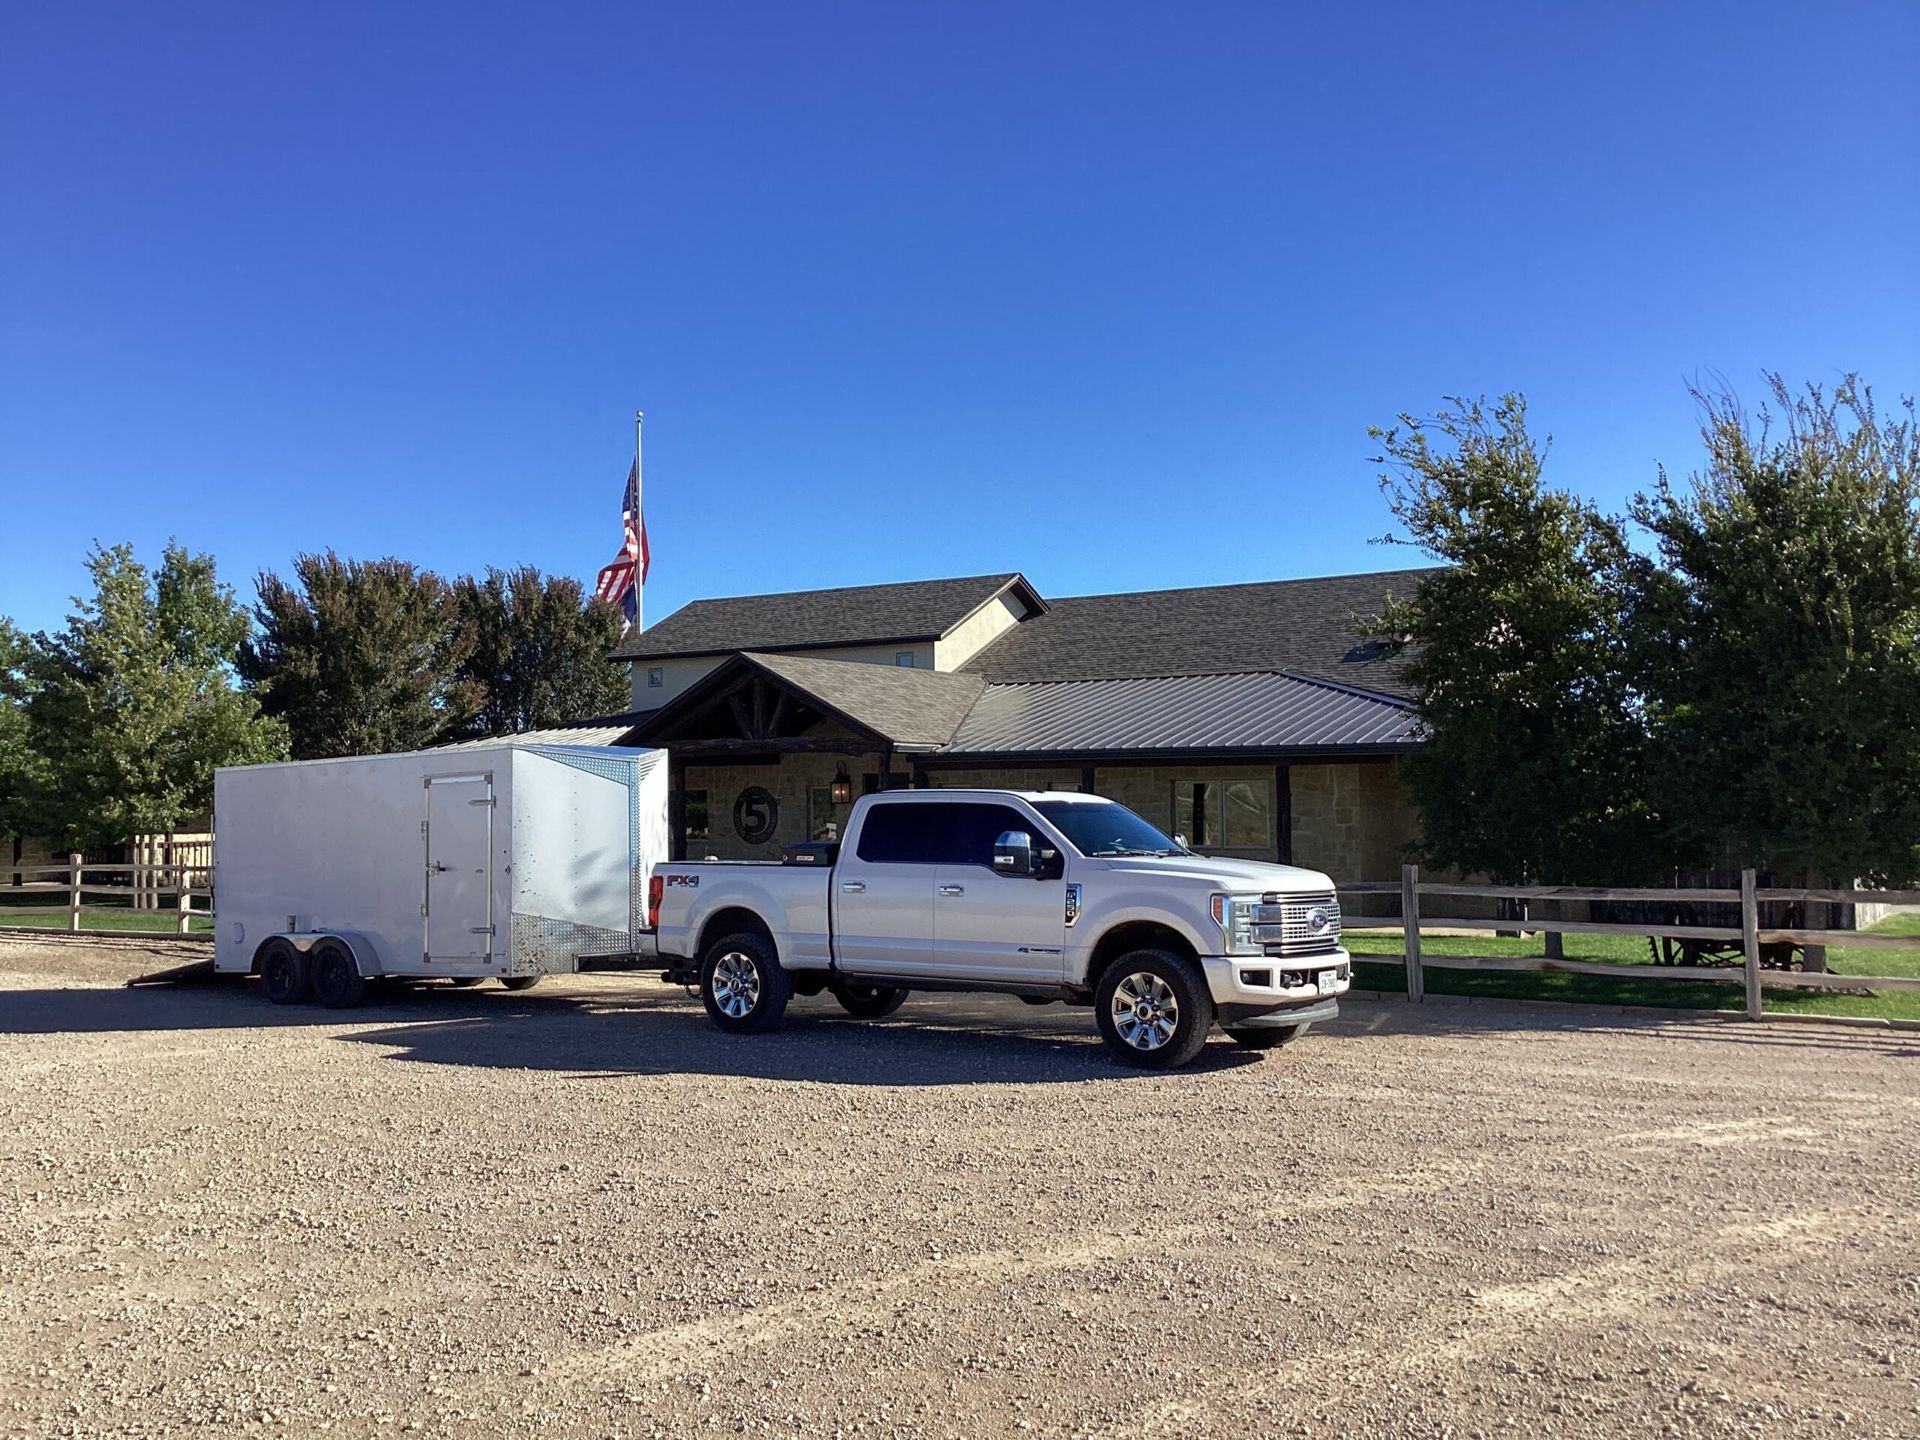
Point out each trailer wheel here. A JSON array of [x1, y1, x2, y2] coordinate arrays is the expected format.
[[699, 932, 791, 1034], [258, 938, 311, 1006], [446, 977, 483, 989], [500, 976, 542, 992], [830, 981, 907, 1019], [310, 939, 367, 1009], [1093, 948, 1214, 1069]]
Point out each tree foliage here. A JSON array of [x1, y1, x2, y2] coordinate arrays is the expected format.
[[1632, 376, 1920, 885], [1368, 396, 1658, 884], [0, 619, 51, 842], [21, 544, 287, 848], [451, 567, 630, 740], [241, 552, 480, 760]]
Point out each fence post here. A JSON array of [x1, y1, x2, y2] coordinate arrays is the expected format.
[[1400, 862, 1424, 1003], [68, 852, 82, 932], [1741, 866, 1762, 1020], [176, 871, 192, 936]]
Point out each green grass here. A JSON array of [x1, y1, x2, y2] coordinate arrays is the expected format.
[[1343, 912, 1920, 1021], [0, 892, 213, 935]]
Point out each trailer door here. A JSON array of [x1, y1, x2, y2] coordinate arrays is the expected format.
[[424, 772, 495, 964]]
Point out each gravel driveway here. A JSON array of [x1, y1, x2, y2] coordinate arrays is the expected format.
[[2, 934, 1916, 1438]]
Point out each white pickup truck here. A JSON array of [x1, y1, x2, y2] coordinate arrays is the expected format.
[[649, 789, 1350, 1068]]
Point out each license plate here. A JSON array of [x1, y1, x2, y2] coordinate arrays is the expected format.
[[1317, 969, 1339, 995]]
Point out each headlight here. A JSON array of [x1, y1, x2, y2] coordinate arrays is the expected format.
[[1210, 893, 1261, 953]]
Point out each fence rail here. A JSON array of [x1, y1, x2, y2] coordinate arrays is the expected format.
[[1343, 866, 1920, 1018], [1, 856, 214, 936]]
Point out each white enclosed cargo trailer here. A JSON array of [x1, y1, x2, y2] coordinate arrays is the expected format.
[[212, 743, 668, 1006]]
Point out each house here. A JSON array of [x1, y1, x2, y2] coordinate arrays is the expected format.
[[572, 568, 1433, 880]]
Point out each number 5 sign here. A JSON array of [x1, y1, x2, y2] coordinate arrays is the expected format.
[[732, 785, 779, 845]]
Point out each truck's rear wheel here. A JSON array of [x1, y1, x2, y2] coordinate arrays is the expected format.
[[258, 938, 311, 1005], [1093, 949, 1214, 1069], [830, 980, 907, 1019], [310, 938, 367, 1009], [1224, 1022, 1308, 1049], [700, 932, 792, 1034]]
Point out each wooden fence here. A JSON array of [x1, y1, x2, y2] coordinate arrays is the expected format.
[[0, 856, 214, 937], [1343, 866, 1920, 1019]]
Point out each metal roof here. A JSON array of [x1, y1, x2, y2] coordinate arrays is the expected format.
[[944, 671, 1421, 757], [431, 710, 658, 751]]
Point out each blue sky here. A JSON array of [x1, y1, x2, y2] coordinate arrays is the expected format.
[[3, 1, 1915, 637]]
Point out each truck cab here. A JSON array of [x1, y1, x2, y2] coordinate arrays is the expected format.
[[651, 789, 1349, 1069]]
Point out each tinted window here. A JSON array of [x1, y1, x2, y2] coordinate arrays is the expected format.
[[1032, 800, 1181, 857], [925, 803, 1036, 868], [854, 803, 937, 864]]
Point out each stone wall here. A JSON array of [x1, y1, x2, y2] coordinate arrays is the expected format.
[[1290, 760, 1420, 886]]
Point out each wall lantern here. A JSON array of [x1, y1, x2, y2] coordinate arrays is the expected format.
[[830, 763, 854, 806]]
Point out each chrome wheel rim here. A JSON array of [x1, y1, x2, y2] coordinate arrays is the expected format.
[[713, 952, 761, 1019], [1111, 971, 1179, 1051]]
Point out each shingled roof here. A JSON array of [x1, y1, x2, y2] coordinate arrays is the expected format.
[[611, 573, 1043, 661], [959, 568, 1436, 697], [746, 653, 986, 749]]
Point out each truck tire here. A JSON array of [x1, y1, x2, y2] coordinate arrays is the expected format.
[[700, 932, 791, 1034], [1224, 1023, 1308, 1049], [500, 976, 542, 992], [830, 981, 907, 1019], [310, 938, 368, 1009], [1093, 949, 1214, 1069], [258, 938, 311, 1005]]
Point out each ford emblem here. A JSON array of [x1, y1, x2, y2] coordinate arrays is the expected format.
[[1304, 906, 1332, 935]]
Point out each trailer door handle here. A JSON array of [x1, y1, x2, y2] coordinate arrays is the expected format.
[[840, 881, 866, 894], [430, 862, 449, 873], [938, 884, 965, 897]]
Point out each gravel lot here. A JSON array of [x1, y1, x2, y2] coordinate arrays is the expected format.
[[3, 934, 1917, 1439]]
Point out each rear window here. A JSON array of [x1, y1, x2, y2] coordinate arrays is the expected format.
[[855, 803, 936, 864]]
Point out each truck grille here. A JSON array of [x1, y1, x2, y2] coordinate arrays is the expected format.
[[1251, 892, 1342, 957]]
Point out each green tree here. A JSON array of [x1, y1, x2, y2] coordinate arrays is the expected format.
[[451, 566, 630, 739], [25, 544, 287, 848], [241, 551, 480, 759], [1633, 375, 1920, 889], [1368, 395, 1658, 885], [0, 619, 52, 845]]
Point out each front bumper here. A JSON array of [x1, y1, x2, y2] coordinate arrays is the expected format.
[[1200, 948, 1351, 1009]]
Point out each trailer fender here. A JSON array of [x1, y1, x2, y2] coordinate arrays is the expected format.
[[262, 931, 384, 978]]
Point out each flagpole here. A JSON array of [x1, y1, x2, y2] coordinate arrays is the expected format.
[[645, 407, 652, 629]]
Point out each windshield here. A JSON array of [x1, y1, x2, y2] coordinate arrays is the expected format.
[[1032, 800, 1186, 858]]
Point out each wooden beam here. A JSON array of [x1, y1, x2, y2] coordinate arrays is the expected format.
[[663, 737, 881, 756]]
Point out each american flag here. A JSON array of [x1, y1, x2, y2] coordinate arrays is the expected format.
[[594, 457, 648, 629]]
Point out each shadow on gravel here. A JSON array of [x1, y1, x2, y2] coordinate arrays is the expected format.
[[0, 979, 1270, 1085], [1329, 997, 1920, 1058]]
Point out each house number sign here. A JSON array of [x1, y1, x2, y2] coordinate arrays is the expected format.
[[732, 786, 779, 844]]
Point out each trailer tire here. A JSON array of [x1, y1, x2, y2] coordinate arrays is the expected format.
[[830, 981, 907, 1019], [700, 932, 791, 1035], [258, 938, 311, 1006], [1093, 948, 1214, 1069], [500, 976, 542, 992], [311, 938, 367, 1009], [445, 977, 483, 988]]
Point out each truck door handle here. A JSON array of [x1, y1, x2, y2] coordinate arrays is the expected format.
[[841, 881, 866, 893], [938, 884, 965, 897]]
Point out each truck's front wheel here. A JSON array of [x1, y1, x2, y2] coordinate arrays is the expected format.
[[1093, 949, 1214, 1069], [700, 932, 792, 1035]]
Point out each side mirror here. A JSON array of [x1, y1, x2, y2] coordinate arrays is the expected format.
[[992, 830, 1034, 877], [1172, 832, 1189, 852]]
